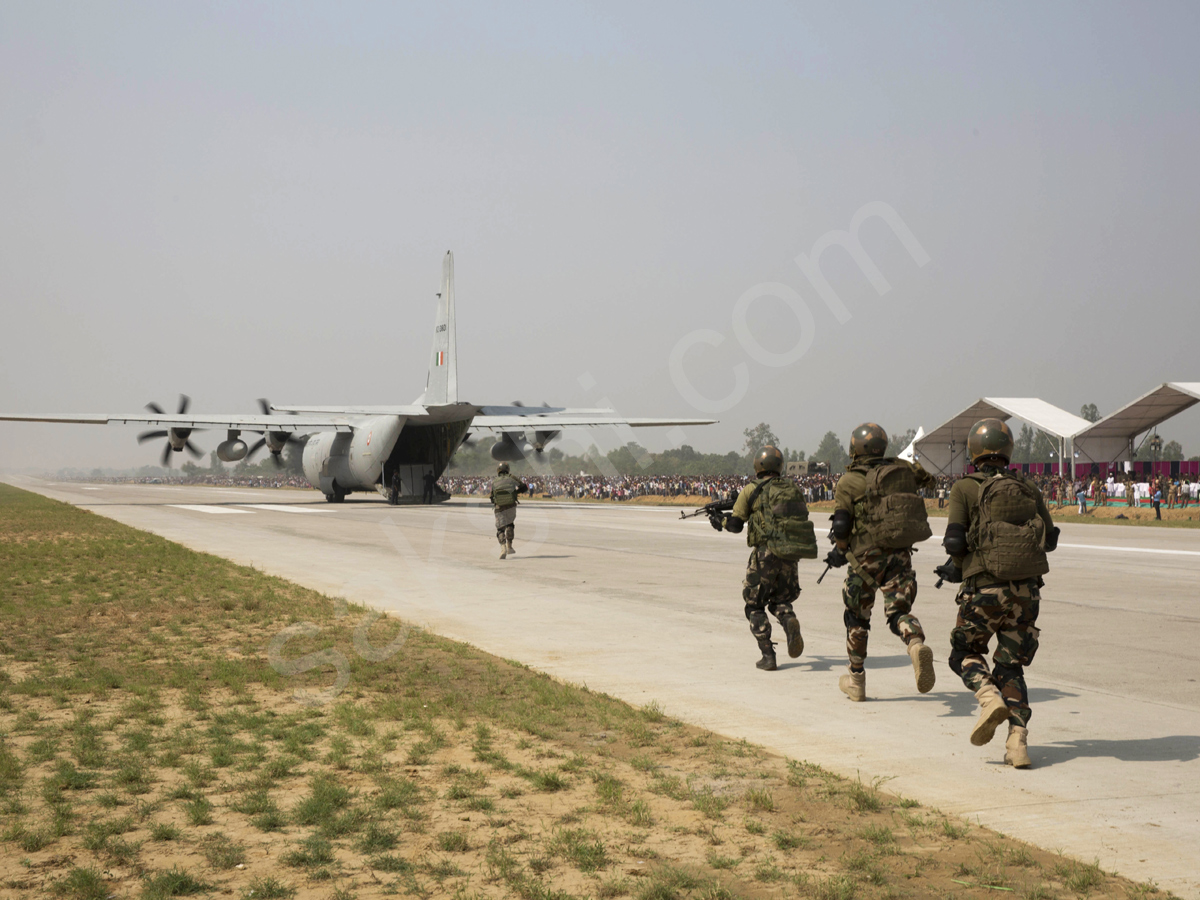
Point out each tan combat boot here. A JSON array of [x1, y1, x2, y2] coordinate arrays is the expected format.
[[839, 669, 866, 702], [907, 639, 935, 694], [1004, 723, 1032, 768], [970, 684, 1010, 746], [506, 539, 516, 556], [499, 544, 508, 560]]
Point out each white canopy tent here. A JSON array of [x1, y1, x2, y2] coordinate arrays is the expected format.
[[913, 398, 1091, 477], [1073, 383, 1200, 468]]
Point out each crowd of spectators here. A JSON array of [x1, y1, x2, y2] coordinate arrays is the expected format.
[[61, 467, 1197, 510], [1024, 472, 1198, 507], [442, 472, 845, 503], [59, 472, 311, 489]]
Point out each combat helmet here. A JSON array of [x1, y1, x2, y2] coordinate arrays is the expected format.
[[497, 462, 511, 475], [754, 446, 784, 476], [967, 418, 1014, 465], [849, 423, 888, 460]]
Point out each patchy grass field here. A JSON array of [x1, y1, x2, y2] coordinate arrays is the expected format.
[[0, 483, 1177, 899]]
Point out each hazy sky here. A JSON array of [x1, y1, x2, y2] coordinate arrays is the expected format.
[[3, 1, 1199, 470]]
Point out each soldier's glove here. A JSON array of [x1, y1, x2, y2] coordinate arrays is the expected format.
[[933, 557, 962, 588], [1044, 526, 1061, 552], [724, 515, 744, 534], [823, 546, 848, 569], [708, 512, 726, 531]]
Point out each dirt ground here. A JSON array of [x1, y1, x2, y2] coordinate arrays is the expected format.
[[0, 484, 1179, 899]]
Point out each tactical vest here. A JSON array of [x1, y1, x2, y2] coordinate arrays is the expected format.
[[850, 459, 933, 550], [966, 472, 1049, 581], [491, 475, 521, 509], [746, 476, 818, 561]]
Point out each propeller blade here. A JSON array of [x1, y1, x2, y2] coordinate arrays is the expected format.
[[145, 401, 165, 415], [177, 394, 190, 415], [137, 430, 168, 444], [184, 440, 204, 459], [161, 443, 173, 467], [246, 438, 267, 460], [258, 398, 272, 416]]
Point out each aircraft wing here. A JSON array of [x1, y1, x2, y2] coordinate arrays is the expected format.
[[467, 414, 717, 433], [0, 413, 352, 432]]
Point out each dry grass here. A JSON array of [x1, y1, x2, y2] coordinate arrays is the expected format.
[[0, 483, 1177, 899]]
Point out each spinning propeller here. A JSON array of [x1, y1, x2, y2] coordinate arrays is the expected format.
[[137, 394, 204, 467], [244, 399, 298, 467]]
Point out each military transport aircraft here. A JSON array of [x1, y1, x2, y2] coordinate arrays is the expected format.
[[0, 253, 715, 504]]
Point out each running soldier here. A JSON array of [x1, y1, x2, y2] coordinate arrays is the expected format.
[[935, 419, 1060, 768], [824, 423, 937, 701], [722, 446, 818, 671], [489, 463, 528, 559]]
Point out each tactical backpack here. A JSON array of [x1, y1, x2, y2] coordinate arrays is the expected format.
[[491, 476, 521, 509], [970, 473, 1049, 580], [747, 476, 818, 561], [854, 460, 933, 549]]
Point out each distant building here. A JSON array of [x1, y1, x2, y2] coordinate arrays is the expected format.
[[787, 461, 829, 478]]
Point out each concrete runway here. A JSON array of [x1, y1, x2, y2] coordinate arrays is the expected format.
[[7, 477, 1200, 896]]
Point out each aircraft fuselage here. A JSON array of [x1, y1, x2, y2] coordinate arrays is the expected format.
[[301, 414, 471, 503]]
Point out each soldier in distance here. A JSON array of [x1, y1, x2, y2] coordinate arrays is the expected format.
[[489, 462, 529, 560], [721, 446, 818, 671], [825, 423, 937, 701], [936, 418, 1059, 768]]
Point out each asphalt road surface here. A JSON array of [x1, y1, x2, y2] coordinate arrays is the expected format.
[[7, 477, 1199, 897]]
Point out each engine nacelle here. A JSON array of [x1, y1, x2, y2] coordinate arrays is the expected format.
[[491, 434, 531, 461], [168, 427, 192, 451], [532, 429, 560, 451], [217, 439, 249, 462]]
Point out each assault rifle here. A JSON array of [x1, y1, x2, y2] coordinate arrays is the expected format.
[[680, 491, 739, 528], [816, 545, 847, 585], [933, 557, 962, 589]]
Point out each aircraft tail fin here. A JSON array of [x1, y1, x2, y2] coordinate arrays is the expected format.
[[418, 251, 458, 405]]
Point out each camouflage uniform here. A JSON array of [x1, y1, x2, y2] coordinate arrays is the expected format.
[[834, 458, 934, 669], [840, 546, 922, 669], [741, 546, 801, 640], [730, 474, 802, 644], [946, 468, 1053, 728], [489, 474, 527, 547]]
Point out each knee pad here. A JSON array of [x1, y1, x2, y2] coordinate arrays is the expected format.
[[948, 650, 969, 677], [885, 611, 904, 637], [745, 607, 768, 624], [993, 662, 1024, 684], [843, 608, 870, 632]]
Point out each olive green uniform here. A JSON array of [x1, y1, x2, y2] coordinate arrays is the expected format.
[[489, 474, 527, 547], [833, 458, 935, 670], [947, 469, 1054, 728], [728, 474, 802, 645]]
